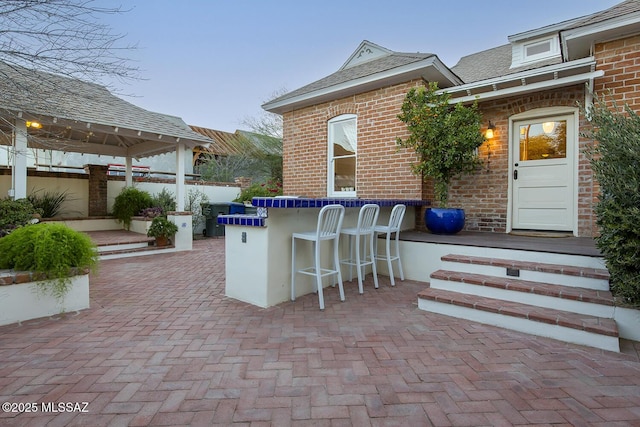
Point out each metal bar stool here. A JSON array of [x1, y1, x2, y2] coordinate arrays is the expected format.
[[340, 204, 380, 294], [291, 204, 345, 310], [374, 204, 406, 286]]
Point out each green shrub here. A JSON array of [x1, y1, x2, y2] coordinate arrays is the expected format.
[[151, 188, 176, 213], [0, 223, 98, 302], [233, 179, 282, 203], [185, 188, 209, 234], [584, 96, 640, 306], [27, 189, 70, 218], [111, 187, 153, 230], [0, 198, 41, 235]]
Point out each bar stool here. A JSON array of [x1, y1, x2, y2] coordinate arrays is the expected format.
[[340, 204, 380, 294], [291, 204, 345, 310], [374, 204, 406, 286]]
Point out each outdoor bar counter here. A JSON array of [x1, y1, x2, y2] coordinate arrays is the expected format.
[[218, 197, 428, 308]]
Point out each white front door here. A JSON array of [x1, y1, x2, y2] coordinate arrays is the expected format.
[[512, 114, 575, 231]]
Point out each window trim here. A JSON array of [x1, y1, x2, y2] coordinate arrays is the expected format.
[[327, 114, 357, 198]]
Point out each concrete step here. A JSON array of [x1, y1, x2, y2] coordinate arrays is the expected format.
[[430, 269, 615, 318], [440, 254, 610, 290], [99, 244, 175, 260], [417, 287, 620, 352]]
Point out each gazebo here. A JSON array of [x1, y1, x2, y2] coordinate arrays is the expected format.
[[0, 61, 213, 211]]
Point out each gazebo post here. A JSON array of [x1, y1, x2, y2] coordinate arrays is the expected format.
[[10, 120, 28, 199], [125, 156, 133, 187], [175, 141, 186, 212]]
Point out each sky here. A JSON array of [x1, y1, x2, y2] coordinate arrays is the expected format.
[[100, 0, 622, 133]]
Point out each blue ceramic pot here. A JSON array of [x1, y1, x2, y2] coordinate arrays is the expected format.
[[425, 208, 465, 234]]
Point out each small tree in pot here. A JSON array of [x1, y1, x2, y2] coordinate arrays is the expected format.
[[396, 82, 485, 233]]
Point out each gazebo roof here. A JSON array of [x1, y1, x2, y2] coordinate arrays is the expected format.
[[0, 62, 212, 159]]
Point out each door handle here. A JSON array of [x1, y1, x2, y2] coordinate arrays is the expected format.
[[513, 169, 518, 180]]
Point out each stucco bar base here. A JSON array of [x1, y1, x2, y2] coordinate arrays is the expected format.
[[222, 198, 420, 308]]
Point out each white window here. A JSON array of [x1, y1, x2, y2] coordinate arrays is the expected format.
[[511, 35, 560, 68], [327, 114, 356, 197]]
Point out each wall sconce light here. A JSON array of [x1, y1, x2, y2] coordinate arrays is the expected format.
[[485, 121, 496, 139]]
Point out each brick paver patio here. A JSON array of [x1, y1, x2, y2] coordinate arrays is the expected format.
[[1, 238, 639, 426]]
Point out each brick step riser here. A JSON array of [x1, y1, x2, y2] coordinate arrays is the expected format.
[[417, 297, 620, 352], [440, 260, 609, 291], [429, 277, 615, 318]]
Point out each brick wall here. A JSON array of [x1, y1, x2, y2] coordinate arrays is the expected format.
[[593, 35, 640, 111], [282, 80, 424, 200], [455, 85, 595, 235], [282, 49, 638, 237]]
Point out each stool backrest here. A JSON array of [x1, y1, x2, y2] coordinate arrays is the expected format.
[[357, 204, 380, 234], [317, 204, 345, 239], [388, 204, 406, 232]]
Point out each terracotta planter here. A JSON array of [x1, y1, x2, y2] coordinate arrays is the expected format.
[[155, 235, 170, 247]]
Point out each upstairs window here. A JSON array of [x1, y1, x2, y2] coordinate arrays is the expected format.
[[511, 35, 560, 68], [327, 114, 356, 197]]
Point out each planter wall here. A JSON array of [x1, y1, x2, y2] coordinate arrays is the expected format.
[[0, 272, 90, 326]]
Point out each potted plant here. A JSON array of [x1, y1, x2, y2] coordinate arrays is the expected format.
[[396, 82, 485, 234], [147, 216, 179, 247]]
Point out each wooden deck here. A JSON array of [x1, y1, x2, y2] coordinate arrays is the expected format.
[[400, 230, 602, 257]]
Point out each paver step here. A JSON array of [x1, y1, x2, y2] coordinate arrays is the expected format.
[[417, 287, 620, 352], [430, 270, 614, 306], [441, 254, 609, 280], [440, 254, 610, 290], [99, 244, 174, 260]]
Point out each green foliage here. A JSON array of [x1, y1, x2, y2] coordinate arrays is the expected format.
[[396, 82, 485, 207], [0, 198, 41, 235], [27, 189, 70, 218], [584, 96, 640, 306], [146, 216, 179, 238], [185, 188, 209, 234], [233, 179, 283, 203], [151, 188, 176, 213], [111, 186, 153, 230], [0, 223, 98, 303]]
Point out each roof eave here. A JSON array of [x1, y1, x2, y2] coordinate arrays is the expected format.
[[441, 58, 602, 104], [263, 57, 462, 115], [560, 12, 640, 61]]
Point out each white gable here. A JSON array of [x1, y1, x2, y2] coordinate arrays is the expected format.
[[340, 41, 392, 70]]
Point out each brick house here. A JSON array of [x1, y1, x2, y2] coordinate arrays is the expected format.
[[263, 0, 640, 238]]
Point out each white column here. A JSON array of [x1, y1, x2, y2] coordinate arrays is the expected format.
[[11, 121, 28, 199], [125, 156, 133, 187], [175, 142, 186, 211]]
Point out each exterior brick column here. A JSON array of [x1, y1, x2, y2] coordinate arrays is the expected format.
[[84, 164, 109, 216]]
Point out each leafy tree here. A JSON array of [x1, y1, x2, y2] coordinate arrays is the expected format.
[[0, 0, 137, 88], [396, 82, 484, 207], [584, 95, 640, 306]]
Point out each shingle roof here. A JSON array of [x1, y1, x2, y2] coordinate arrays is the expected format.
[[0, 62, 212, 148], [451, 44, 563, 84], [268, 51, 434, 105], [567, 0, 640, 29]]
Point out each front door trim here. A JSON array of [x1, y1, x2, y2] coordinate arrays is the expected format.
[[506, 106, 579, 236]]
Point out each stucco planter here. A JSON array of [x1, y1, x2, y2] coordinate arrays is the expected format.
[[0, 270, 90, 326]]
